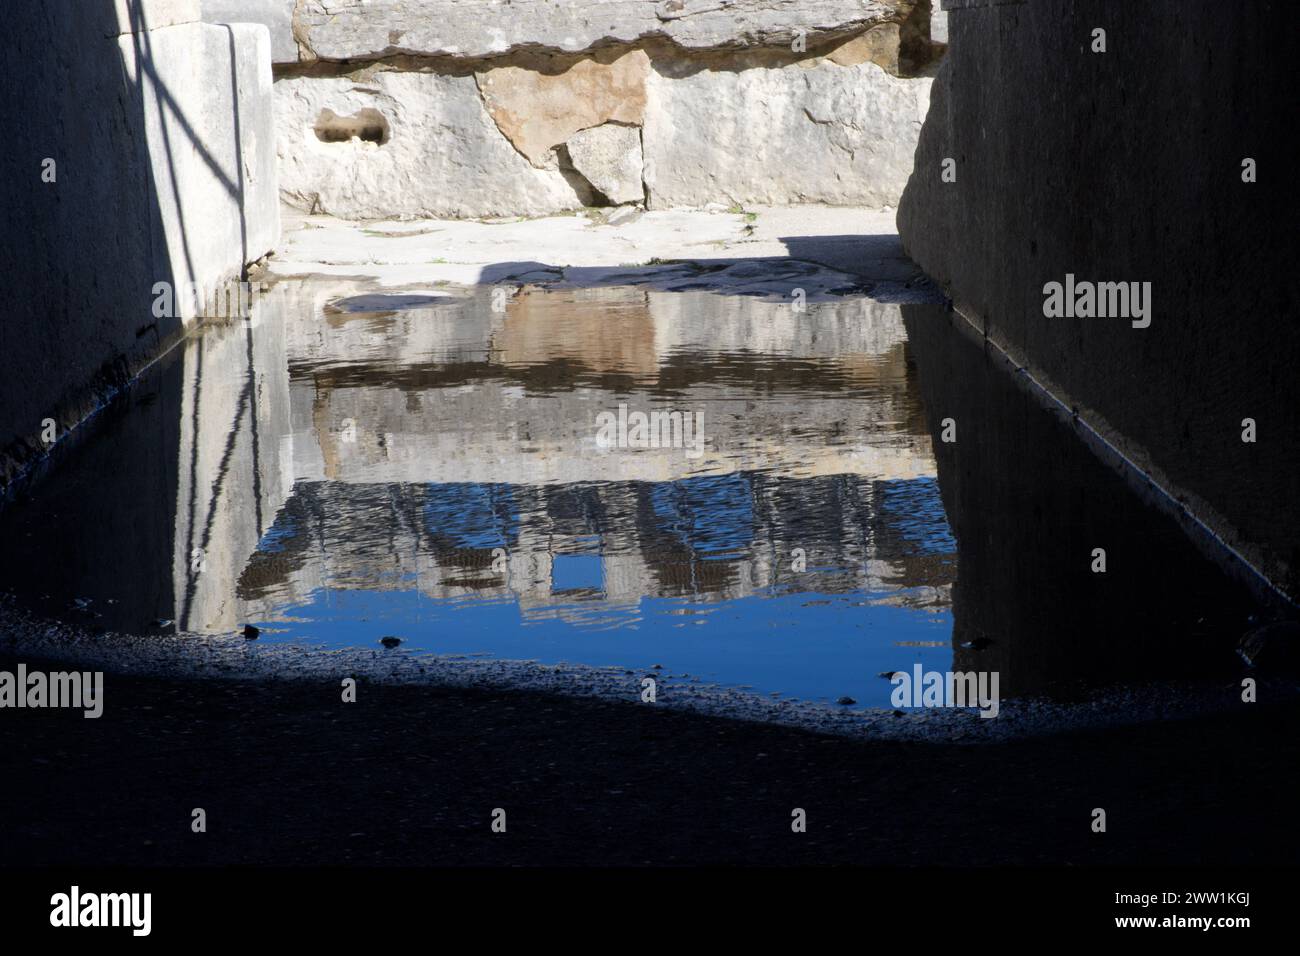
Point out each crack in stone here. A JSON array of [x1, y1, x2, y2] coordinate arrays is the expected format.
[[292, 0, 317, 63]]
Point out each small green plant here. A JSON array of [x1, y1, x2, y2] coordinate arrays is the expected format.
[[725, 203, 758, 223]]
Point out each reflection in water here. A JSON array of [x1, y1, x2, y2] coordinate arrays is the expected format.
[[0, 278, 1262, 709], [902, 308, 1261, 697]]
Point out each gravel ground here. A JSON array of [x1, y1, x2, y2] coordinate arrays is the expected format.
[[3, 652, 1297, 867]]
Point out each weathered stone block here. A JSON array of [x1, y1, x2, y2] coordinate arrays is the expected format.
[[643, 59, 931, 208], [104, 0, 201, 36], [0, 1, 279, 487], [199, 0, 299, 63], [122, 21, 281, 319], [476, 49, 651, 168], [566, 124, 645, 205], [898, 0, 1300, 601], [275, 72, 587, 218]]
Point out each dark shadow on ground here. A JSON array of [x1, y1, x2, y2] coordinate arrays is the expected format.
[[3, 655, 1298, 866]]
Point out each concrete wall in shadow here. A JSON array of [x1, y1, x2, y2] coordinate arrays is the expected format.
[[0, 286, 292, 636], [904, 304, 1261, 697], [0, 0, 279, 491], [898, 0, 1298, 600]]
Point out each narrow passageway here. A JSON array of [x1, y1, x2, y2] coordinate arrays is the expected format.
[[3, 0, 1296, 919]]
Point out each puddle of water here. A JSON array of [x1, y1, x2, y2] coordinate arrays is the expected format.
[[0, 275, 1263, 711]]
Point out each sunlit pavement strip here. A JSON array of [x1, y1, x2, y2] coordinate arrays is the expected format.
[[264, 205, 938, 298], [3, 595, 1291, 744]]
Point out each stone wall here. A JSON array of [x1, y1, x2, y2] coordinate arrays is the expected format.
[[200, 0, 941, 218], [0, 0, 280, 490], [898, 0, 1299, 602]]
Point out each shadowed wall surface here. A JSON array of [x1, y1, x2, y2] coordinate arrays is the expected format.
[[898, 0, 1299, 600], [0, 1, 278, 491]]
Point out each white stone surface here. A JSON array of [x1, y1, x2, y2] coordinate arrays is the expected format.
[[275, 72, 589, 219], [931, 9, 949, 45], [199, 0, 299, 62], [266, 206, 927, 290], [643, 59, 932, 209], [566, 124, 646, 205], [275, 56, 932, 219], [105, 0, 200, 36], [225, 22, 282, 265], [120, 21, 281, 320], [295, 0, 911, 61]]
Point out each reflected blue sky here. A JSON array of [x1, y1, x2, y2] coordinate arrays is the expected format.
[[255, 567, 952, 707], [244, 470, 956, 707]]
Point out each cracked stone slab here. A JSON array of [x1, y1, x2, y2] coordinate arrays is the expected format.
[[275, 49, 931, 217], [294, 0, 915, 62]]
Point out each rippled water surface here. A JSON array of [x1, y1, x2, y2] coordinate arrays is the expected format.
[[0, 272, 1263, 709]]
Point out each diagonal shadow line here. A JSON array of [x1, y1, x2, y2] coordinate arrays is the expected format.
[[126, 0, 242, 202], [121, 1, 254, 319], [124, 1, 199, 298], [243, 317, 265, 537], [224, 23, 249, 268], [180, 334, 206, 625], [179, 300, 272, 631], [179, 372, 254, 632]]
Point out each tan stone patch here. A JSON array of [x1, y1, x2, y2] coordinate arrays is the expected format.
[[476, 50, 651, 168], [826, 24, 901, 74]]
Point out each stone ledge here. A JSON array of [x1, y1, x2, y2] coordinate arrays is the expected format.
[[199, 0, 299, 62], [105, 0, 201, 37], [300, 0, 910, 62]]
